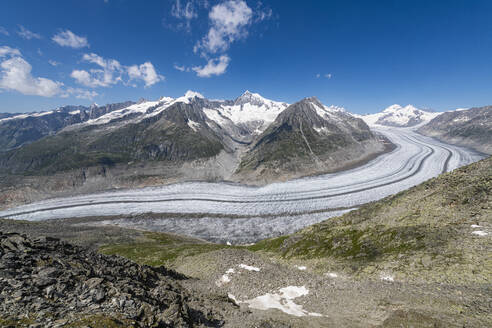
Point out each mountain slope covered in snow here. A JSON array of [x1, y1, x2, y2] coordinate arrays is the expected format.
[[361, 104, 441, 127]]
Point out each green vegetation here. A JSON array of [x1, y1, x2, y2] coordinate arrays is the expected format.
[[249, 157, 491, 281], [100, 231, 232, 267]]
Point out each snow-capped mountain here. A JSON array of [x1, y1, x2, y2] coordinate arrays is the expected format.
[[236, 97, 384, 182], [361, 104, 441, 127]]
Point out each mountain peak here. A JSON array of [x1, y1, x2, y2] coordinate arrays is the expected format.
[[235, 90, 267, 106]]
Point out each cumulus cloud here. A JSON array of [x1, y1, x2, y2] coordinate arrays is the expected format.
[[194, 0, 253, 55], [0, 51, 62, 97], [71, 53, 163, 88], [317, 73, 332, 79], [17, 25, 42, 40], [0, 26, 9, 36], [0, 46, 97, 99], [52, 30, 89, 48], [128, 62, 163, 87], [48, 60, 60, 66], [192, 55, 230, 77]]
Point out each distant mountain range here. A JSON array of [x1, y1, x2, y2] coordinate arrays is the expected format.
[[359, 104, 441, 127]]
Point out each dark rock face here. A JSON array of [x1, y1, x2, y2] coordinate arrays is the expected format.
[[418, 106, 492, 154], [237, 97, 384, 180], [0, 232, 235, 327], [0, 102, 134, 152]]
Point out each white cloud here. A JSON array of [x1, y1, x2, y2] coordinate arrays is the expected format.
[[128, 62, 163, 87], [0, 46, 97, 100], [192, 55, 230, 77], [0, 26, 9, 36], [317, 73, 332, 79], [173, 64, 189, 72], [316, 73, 320, 78], [52, 30, 89, 48], [171, 0, 198, 20], [0, 46, 21, 57], [0, 56, 62, 97], [71, 53, 163, 88], [48, 60, 60, 66], [17, 25, 42, 40], [194, 0, 253, 55], [63, 87, 98, 100], [325, 73, 332, 79]]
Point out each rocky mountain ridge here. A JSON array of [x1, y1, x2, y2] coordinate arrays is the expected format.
[[418, 106, 492, 154]]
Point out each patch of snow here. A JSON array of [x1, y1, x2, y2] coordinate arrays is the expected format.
[[69, 110, 81, 115], [240, 286, 323, 317], [228, 293, 239, 304], [380, 273, 394, 282], [216, 268, 235, 286], [326, 272, 338, 278], [296, 266, 307, 271], [187, 120, 200, 131], [239, 264, 260, 272], [453, 116, 470, 123], [471, 224, 481, 228], [0, 110, 54, 123], [472, 231, 488, 236], [226, 241, 232, 246]]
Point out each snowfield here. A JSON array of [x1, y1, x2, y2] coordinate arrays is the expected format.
[[0, 126, 484, 243]]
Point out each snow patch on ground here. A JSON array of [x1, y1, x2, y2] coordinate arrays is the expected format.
[[187, 120, 200, 131], [296, 266, 307, 271], [471, 224, 481, 228], [380, 273, 394, 282], [472, 231, 488, 236], [232, 286, 323, 317], [326, 272, 338, 278], [216, 268, 236, 286], [239, 264, 260, 272]]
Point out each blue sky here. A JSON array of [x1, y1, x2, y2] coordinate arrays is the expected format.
[[0, 0, 491, 114]]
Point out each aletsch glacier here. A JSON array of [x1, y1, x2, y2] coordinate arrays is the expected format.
[[0, 122, 484, 243]]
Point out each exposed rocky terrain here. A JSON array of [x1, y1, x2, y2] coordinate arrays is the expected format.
[[236, 97, 388, 182], [418, 106, 492, 154], [0, 231, 249, 327]]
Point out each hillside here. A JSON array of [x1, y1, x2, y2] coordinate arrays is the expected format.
[[237, 97, 388, 182], [418, 106, 492, 154], [251, 156, 491, 283]]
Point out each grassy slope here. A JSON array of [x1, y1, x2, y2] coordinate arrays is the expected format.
[[249, 157, 491, 282], [99, 231, 232, 267]]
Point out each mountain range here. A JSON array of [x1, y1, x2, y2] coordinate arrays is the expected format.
[[0, 91, 386, 192], [359, 104, 441, 127]]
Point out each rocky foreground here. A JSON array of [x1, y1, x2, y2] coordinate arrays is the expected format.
[[0, 231, 247, 327]]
